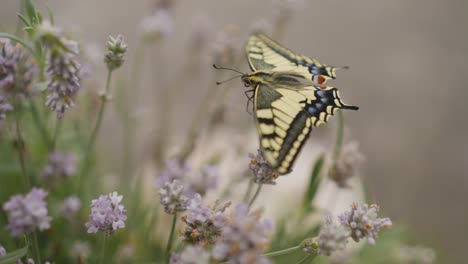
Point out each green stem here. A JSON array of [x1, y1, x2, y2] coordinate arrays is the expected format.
[[165, 213, 178, 261], [332, 110, 345, 164], [243, 180, 254, 203], [87, 70, 113, 153], [264, 246, 300, 257], [29, 99, 51, 150], [100, 234, 108, 264], [0, 33, 38, 60], [13, 103, 30, 190], [50, 118, 62, 151], [31, 231, 41, 264], [80, 70, 113, 192], [296, 254, 316, 264], [248, 184, 263, 207]]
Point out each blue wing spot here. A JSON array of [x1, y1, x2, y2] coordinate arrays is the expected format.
[[307, 106, 317, 115]]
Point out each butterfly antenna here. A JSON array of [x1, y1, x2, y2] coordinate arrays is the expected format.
[[213, 64, 245, 75], [215, 75, 243, 85]]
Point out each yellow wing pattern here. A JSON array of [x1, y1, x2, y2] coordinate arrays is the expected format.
[[246, 33, 341, 85], [254, 83, 358, 174]]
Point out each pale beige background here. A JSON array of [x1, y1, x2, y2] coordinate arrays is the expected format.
[[1, 0, 467, 262]]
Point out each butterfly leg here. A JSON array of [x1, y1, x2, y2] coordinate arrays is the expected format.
[[244, 89, 255, 115]]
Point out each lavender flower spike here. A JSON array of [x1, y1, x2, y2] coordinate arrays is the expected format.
[[104, 35, 127, 71], [212, 204, 274, 264], [60, 196, 81, 220], [301, 215, 350, 256], [159, 179, 190, 214], [2, 188, 52, 237], [170, 245, 211, 264], [42, 151, 77, 179], [249, 149, 280, 185], [85, 192, 127, 235], [338, 202, 392, 245]]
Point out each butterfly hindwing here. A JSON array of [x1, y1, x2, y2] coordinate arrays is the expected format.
[[254, 82, 358, 174], [247, 33, 340, 84]]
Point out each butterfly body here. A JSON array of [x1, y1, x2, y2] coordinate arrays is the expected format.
[[243, 33, 359, 174]]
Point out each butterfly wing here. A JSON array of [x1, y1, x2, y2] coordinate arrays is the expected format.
[[254, 82, 358, 174], [247, 33, 341, 85]]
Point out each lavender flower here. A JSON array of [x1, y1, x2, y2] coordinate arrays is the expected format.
[[0, 244, 6, 257], [159, 179, 190, 214], [104, 35, 127, 71], [70, 240, 91, 260], [42, 151, 77, 179], [0, 39, 21, 90], [60, 196, 81, 220], [188, 164, 218, 196], [0, 95, 12, 120], [0, 39, 37, 99], [181, 194, 230, 245], [212, 204, 274, 264], [249, 149, 280, 185], [156, 159, 191, 188], [85, 192, 127, 235], [139, 9, 174, 41], [170, 245, 211, 264], [45, 38, 81, 118], [301, 215, 350, 256], [329, 141, 365, 188], [2, 188, 52, 237], [338, 202, 392, 245], [211, 27, 239, 66]]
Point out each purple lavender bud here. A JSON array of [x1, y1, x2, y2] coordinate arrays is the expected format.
[[181, 194, 230, 245], [159, 179, 190, 214], [0, 96, 13, 120], [248, 149, 280, 185], [45, 37, 81, 119], [301, 215, 350, 256], [328, 141, 365, 188], [170, 245, 211, 264], [104, 35, 127, 71], [212, 204, 274, 264], [338, 202, 392, 245], [2, 188, 52, 237], [156, 160, 191, 188], [60, 196, 81, 220], [188, 164, 218, 197], [42, 152, 77, 180], [85, 192, 127, 235]]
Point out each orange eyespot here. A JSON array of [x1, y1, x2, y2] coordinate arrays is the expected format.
[[316, 75, 326, 85]]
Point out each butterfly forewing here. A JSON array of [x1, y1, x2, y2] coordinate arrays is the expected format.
[[247, 33, 339, 84]]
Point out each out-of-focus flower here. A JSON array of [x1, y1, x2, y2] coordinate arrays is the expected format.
[[0, 39, 37, 99], [272, 0, 305, 21], [329, 141, 365, 188], [159, 179, 190, 214], [248, 149, 280, 185], [104, 35, 127, 71], [36, 21, 63, 43], [2, 188, 52, 237], [301, 215, 350, 256], [116, 243, 135, 263], [338, 202, 392, 245], [249, 18, 273, 35], [45, 38, 81, 119], [189, 14, 214, 53], [60, 196, 81, 220], [0, 95, 13, 120], [212, 204, 274, 264], [0, 243, 6, 256], [211, 25, 239, 66], [42, 151, 77, 180], [394, 244, 436, 264], [188, 164, 218, 196], [156, 159, 191, 188], [170, 245, 211, 264], [70, 240, 91, 260], [85, 192, 127, 235], [139, 9, 174, 41], [181, 194, 230, 245]]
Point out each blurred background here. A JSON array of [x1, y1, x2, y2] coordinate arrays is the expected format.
[[1, 0, 467, 262]]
